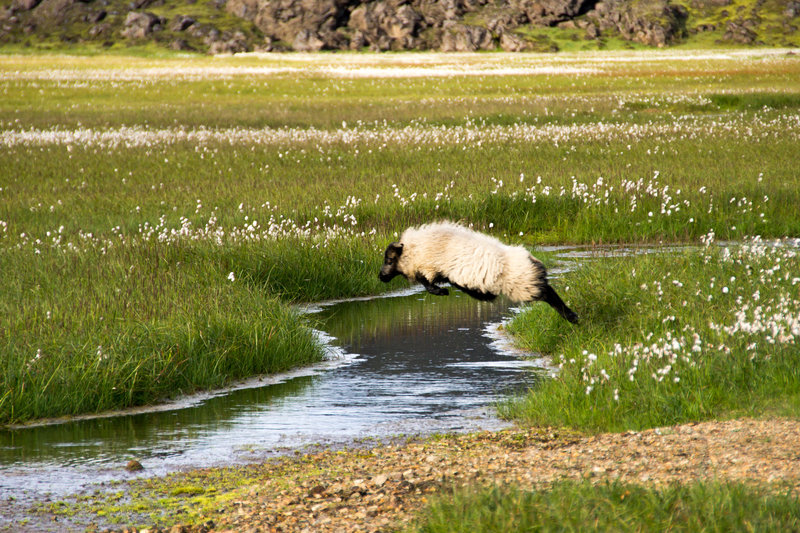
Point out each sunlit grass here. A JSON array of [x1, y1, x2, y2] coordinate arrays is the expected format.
[[502, 238, 800, 431], [1, 50, 799, 424], [411, 480, 800, 532], [0, 240, 324, 424]]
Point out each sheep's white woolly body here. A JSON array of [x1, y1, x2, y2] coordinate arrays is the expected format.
[[397, 221, 546, 302]]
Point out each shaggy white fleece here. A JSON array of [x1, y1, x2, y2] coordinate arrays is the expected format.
[[397, 221, 546, 302]]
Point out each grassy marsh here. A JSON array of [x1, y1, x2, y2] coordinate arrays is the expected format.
[[1, 50, 799, 429], [502, 238, 800, 431]]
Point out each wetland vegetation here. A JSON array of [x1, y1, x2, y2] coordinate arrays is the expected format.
[[1, 48, 800, 531]]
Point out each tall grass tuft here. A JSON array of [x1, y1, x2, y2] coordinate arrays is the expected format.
[[0, 241, 324, 425]]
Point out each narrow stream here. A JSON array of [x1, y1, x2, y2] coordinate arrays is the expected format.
[[0, 286, 548, 506]]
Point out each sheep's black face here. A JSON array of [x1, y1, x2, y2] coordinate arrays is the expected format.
[[379, 242, 403, 282]]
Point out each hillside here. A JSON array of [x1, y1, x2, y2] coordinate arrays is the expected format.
[[0, 0, 798, 55]]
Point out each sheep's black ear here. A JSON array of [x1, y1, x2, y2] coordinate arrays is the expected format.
[[386, 242, 403, 257]]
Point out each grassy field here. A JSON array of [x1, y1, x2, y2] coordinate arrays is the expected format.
[[412, 480, 800, 532], [502, 238, 800, 431], [2, 50, 800, 425], [3, 49, 800, 531]]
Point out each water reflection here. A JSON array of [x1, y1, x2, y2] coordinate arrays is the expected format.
[[0, 377, 314, 467], [0, 286, 543, 498], [318, 289, 505, 344]]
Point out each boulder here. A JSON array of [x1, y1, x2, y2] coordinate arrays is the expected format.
[[12, 0, 42, 10], [88, 9, 105, 22], [87, 21, 110, 36], [723, 20, 756, 44], [169, 14, 195, 32], [121, 11, 163, 39], [349, 28, 367, 49], [485, 13, 521, 34], [440, 23, 493, 51], [509, 0, 586, 25], [208, 30, 249, 53], [125, 459, 144, 472], [588, 0, 688, 46], [248, 0, 352, 46], [292, 28, 325, 51], [499, 31, 532, 51], [170, 38, 195, 50], [226, 0, 259, 19], [28, 0, 77, 26], [348, 1, 422, 50]]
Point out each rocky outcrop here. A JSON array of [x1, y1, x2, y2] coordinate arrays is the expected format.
[[499, 31, 533, 51], [120, 11, 163, 40], [723, 19, 757, 44], [588, 0, 688, 47], [348, 2, 423, 50], [224, 0, 693, 51], [227, 0, 353, 50], [508, 0, 587, 26], [169, 15, 195, 33], [440, 23, 493, 51], [0, 0, 790, 53], [11, 0, 42, 11]]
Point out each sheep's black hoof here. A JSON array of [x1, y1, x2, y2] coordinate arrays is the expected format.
[[436, 287, 450, 296], [565, 311, 579, 324]]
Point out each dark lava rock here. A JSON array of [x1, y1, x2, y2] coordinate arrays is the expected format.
[[723, 20, 757, 44], [588, 0, 688, 47], [440, 23, 493, 51], [225, 0, 694, 51], [87, 21, 110, 36], [509, 0, 586, 26], [499, 31, 533, 51], [89, 8, 105, 22], [120, 11, 163, 39], [170, 37, 195, 50], [207, 30, 249, 53], [12, 0, 42, 10], [169, 14, 195, 32]]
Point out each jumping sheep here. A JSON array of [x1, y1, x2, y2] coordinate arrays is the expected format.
[[378, 221, 579, 324]]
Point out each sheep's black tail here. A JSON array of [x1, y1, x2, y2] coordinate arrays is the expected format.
[[540, 283, 579, 324]]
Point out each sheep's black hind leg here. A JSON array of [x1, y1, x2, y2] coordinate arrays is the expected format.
[[540, 283, 579, 324], [416, 274, 449, 296]]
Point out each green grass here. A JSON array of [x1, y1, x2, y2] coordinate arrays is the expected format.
[[2, 52, 800, 130], [0, 240, 325, 424], [502, 240, 800, 432], [1, 51, 799, 425], [411, 480, 800, 532]]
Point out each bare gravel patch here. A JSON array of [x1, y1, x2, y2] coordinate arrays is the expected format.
[[130, 417, 800, 533]]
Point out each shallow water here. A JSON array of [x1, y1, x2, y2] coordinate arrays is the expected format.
[[0, 287, 546, 505]]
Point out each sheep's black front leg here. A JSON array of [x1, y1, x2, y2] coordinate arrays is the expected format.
[[540, 283, 579, 324], [416, 274, 449, 296]]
